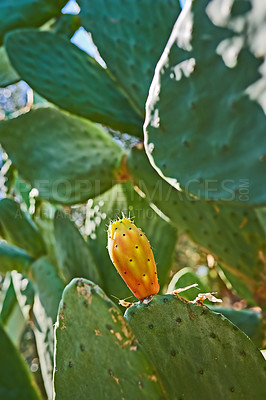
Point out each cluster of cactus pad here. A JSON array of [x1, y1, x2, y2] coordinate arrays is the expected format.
[[0, 0, 266, 399]]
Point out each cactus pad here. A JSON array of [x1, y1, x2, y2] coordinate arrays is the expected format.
[[0, 198, 45, 258], [0, 322, 42, 400], [5, 29, 143, 135], [0, 47, 19, 87], [0, 0, 66, 45], [0, 243, 32, 274], [79, 0, 181, 111], [54, 209, 102, 285], [53, 278, 165, 399], [144, 0, 266, 205], [0, 108, 125, 204], [108, 217, 160, 300], [125, 295, 266, 400], [31, 256, 64, 322]]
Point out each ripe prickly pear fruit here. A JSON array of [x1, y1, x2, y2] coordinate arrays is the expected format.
[[107, 217, 160, 300]]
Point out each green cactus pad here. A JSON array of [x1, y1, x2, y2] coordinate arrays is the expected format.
[[0, 108, 125, 204], [0, 322, 42, 400], [79, 0, 181, 111], [31, 256, 65, 322], [0, 47, 19, 87], [54, 209, 102, 285], [0, 198, 45, 258], [5, 29, 143, 135], [0, 242, 33, 273], [0, 0, 67, 45], [144, 0, 266, 205], [125, 295, 266, 400], [127, 146, 266, 305], [53, 278, 165, 400], [87, 182, 178, 301]]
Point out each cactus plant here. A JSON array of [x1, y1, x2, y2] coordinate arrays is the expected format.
[[0, 0, 266, 398], [107, 217, 160, 300]]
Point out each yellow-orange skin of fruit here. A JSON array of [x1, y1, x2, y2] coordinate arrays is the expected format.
[[107, 217, 160, 300]]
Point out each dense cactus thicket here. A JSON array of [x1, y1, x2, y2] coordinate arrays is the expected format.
[[0, 0, 266, 399]]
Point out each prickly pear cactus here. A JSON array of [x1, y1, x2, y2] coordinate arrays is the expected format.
[[125, 295, 266, 400], [107, 217, 160, 300], [53, 278, 165, 400]]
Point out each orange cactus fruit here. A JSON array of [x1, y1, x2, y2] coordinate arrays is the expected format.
[[107, 217, 160, 300]]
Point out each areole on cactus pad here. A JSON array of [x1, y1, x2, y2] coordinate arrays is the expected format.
[[107, 217, 160, 300]]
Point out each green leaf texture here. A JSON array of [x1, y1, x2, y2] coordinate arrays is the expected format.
[[79, 0, 181, 111], [53, 278, 165, 400], [125, 295, 266, 400], [144, 0, 266, 205], [0, 198, 45, 257], [127, 146, 266, 306], [0, 108, 124, 204], [5, 30, 143, 135], [54, 209, 102, 285], [0, 0, 67, 44]]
